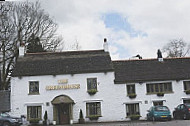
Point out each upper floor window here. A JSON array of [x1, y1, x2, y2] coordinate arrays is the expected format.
[[127, 84, 136, 98], [146, 82, 172, 94], [87, 78, 97, 95], [184, 81, 190, 91], [127, 84, 136, 94], [86, 102, 101, 119], [29, 81, 39, 95]]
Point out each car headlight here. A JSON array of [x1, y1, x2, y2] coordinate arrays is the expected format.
[[11, 119, 17, 122]]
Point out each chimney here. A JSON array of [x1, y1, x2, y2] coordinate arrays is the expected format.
[[157, 49, 163, 62], [103, 38, 109, 52], [19, 42, 25, 57]]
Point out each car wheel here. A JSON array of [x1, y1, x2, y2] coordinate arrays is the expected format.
[[183, 114, 187, 120], [3, 122, 10, 126], [173, 112, 177, 120], [152, 116, 155, 121]]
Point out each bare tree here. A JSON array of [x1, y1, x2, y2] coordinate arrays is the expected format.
[[70, 39, 82, 50], [0, 2, 16, 90], [162, 38, 190, 58], [0, 1, 62, 90]]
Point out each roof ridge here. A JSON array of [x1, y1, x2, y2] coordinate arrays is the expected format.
[[113, 57, 190, 62], [25, 49, 105, 56]]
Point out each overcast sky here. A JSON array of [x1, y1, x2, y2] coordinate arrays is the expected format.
[[7, 0, 190, 60]]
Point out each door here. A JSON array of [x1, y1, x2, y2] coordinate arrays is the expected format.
[[59, 104, 70, 124]]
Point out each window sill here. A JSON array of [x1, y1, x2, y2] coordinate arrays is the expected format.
[[86, 115, 102, 120], [28, 93, 40, 95], [87, 89, 98, 95], [184, 90, 190, 94], [146, 92, 174, 95], [127, 94, 137, 99]]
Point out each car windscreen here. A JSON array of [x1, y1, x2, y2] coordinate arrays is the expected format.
[[155, 106, 169, 111], [186, 104, 190, 108], [0, 113, 10, 117]]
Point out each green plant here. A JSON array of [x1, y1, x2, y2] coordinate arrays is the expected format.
[[78, 109, 85, 124], [128, 93, 137, 98], [185, 90, 190, 94], [29, 118, 40, 124], [43, 110, 48, 125], [129, 114, 141, 120], [87, 89, 97, 95], [157, 92, 164, 96], [79, 109, 84, 119], [88, 115, 101, 120]]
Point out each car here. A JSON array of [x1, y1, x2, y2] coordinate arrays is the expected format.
[[173, 104, 190, 120], [147, 106, 171, 121], [0, 112, 22, 126]]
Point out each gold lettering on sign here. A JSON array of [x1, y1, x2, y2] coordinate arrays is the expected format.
[[46, 84, 80, 90], [58, 79, 68, 84]]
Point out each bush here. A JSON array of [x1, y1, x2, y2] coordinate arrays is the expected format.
[[128, 93, 137, 98], [78, 109, 85, 124], [185, 90, 190, 94], [29, 118, 40, 124], [88, 115, 100, 120], [43, 110, 48, 125], [87, 89, 97, 95], [129, 115, 141, 120], [157, 92, 164, 96]]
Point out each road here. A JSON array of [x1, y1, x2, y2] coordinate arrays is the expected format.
[[59, 120, 190, 126]]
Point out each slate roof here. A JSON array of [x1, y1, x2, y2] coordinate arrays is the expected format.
[[12, 50, 114, 77], [113, 58, 190, 84]]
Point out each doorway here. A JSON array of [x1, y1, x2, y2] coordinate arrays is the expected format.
[[51, 95, 74, 125], [58, 104, 70, 124]]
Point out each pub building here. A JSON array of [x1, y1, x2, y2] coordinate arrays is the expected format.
[[11, 39, 190, 124]]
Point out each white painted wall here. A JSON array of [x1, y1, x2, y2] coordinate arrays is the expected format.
[[11, 72, 189, 123], [11, 72, 127, 123]]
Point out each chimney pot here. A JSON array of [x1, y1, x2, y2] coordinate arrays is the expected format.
[[103, 38, 109, 52], [104, 38, 107, 43], [19, 43, 25, 57]]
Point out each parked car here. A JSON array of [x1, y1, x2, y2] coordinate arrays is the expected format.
[[147, 106, 171, 121], [0, 112, 22, 126], [173, 104, 190, 120]]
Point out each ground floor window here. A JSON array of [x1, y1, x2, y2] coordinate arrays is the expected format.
[[183, 99, 190, 104], [153, 101, 163, 106], [126, 103, 140, 117], [27, 106, 42, 120], [86, 102, 101, 118]]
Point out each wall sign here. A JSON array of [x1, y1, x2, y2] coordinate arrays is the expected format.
[[58, 79, 68, 84], [46, 84, 80, 90]]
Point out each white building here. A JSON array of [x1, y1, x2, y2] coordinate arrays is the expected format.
[[11, 43, 190, 124]]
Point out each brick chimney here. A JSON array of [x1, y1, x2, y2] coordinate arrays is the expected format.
[[103, 38, 109, 52]]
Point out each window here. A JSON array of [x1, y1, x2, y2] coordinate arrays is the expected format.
[[126, 103, 140, 117], [146, 82, 172, 94], [29, 81, 39, 94], [87, 78, 97, 94], [184, 81, 190, 91], [86, 102, 101, 118], [153, 101, 163, 106], [127, 84, 136, 95], [27, 106, 42, 120], [183, 99, 190, 104]]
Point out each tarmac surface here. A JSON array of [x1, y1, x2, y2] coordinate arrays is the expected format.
[[22, 120, 190, 126]]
